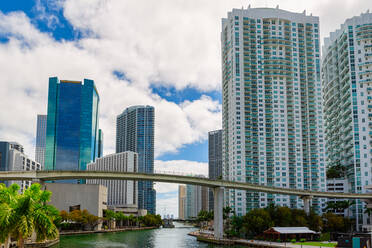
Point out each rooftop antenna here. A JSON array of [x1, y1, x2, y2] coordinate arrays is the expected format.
[[248, 4, 251, 9], [310, 13, 312, 16], [367, 9, 370, 13], [242, 6, 244, 9], [303, 10, 306, 15], [276, 5, 279, 9]]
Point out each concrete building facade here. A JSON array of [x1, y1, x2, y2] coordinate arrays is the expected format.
[[322, 12, 372, 229], [35, 114, 47, 167], [87, 151, 138, 208], [116, 105, 156, 214], [45, 183, 107, 221], [222, 7, 326, 216], [208, 129, 223, 211], [0, 141, 42, 191], [178, 185, 186, 220], [326, 179, 349, 217], [185, 184, 208, 219]]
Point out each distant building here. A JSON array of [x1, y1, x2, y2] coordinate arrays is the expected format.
[[116, 105, 156, 214], [35, 114, 47, 167], [322, 12, 372, 230], [45, 183, 107, 230], [0, 141, 42, 191], [185, 184, 209, 219], [326, 179, 349, 217], [178, 185, 186, 219], [98, 129, 103, 158], [45, 77, 102, 178], [208, 129, 223, 211], [87, 151, 138, 209]]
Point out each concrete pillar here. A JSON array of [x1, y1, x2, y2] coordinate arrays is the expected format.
[[213, 187, 224, 239], [301, 196, 312, 215]]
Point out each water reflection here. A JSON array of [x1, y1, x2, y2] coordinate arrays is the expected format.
[[54, 222, 228, 248]]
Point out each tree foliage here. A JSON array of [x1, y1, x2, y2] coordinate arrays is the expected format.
[[0, 183, 59, 248]]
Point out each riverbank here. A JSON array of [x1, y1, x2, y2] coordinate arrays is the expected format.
[[189, 231, 337, 248], [60, 226, 157, 236]]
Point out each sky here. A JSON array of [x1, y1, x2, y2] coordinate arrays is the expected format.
[[0, 0, 371, 218]]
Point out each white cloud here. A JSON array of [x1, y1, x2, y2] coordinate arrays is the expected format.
[[156, 193, 178, 218], [154, 160, 207, 195], [154, 159, 208, 217], [0, 10, 222, 159]]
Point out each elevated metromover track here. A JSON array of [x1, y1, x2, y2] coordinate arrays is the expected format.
[[1, 170, 371, 199]]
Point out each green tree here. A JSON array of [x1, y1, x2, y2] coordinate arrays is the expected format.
[[223, 206, 233, 220], [322, 212, 345, 233], [307, 210, 323, 232], [242, 208, 273, 237], [104, 210, 116, 229], [276, 206, 292, 227], [0, 183, 59, 248]]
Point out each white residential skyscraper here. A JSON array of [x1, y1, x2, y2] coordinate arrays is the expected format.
[[35, 114, 47, 167], [222, 7, 326, 216], [322, 12, 372, 230], [87, 151, 138, 208]]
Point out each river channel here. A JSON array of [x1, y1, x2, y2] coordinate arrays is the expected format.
[[52, 222, 241, 248]]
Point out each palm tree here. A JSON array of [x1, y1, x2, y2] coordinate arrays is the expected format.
[[104, 210, 116, 229], [0, 183, 59, 248], [0, 183, 19, 248]]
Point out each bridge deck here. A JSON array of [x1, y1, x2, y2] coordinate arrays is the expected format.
[[1, 170, 372, 199]]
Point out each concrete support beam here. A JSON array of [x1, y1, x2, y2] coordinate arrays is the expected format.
[[213, 187, 224, 239], [301, 195, 313, 215]]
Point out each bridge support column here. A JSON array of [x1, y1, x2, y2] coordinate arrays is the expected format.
[[301, 196, 312, 215], [213, 187, 224, 240]]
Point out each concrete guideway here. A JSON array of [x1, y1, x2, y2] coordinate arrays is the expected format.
[[1, 170, 372, 199], [2, 170, 372, 240]]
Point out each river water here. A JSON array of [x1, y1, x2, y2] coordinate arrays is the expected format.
[[53, 222, 240, 248]]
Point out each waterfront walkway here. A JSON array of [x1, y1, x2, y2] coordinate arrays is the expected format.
[[190, 231, 336, 248]]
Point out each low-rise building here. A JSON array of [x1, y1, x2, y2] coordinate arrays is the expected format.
[[45, 183, 107, 219]]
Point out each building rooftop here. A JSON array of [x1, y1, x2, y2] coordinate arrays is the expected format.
[[265, 227, 316, 234]]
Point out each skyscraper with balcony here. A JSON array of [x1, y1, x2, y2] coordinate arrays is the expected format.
[[322, 12, 372, 230], [45, 77, 101, 177], [208, 129, 223, 211], [116, 105, 156, 214], [35, 114, 47, 167], [222, 7, 326, 216]]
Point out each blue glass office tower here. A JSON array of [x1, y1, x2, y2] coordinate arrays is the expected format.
[[45, 77, 101, 176], [116, 106, 156, 214]]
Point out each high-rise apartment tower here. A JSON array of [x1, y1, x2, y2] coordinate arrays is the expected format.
[[322, 12, 372, 230], [35, 114, 47, 167], [116, 105, 156, 214], [222, 7, 326, 216], [208, 129, 223, 211]]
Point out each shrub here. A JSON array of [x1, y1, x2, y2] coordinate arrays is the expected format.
[[320, 232, 330, 241], [291, 239, 297, 243], [300, 238, 306, 242], [276, 239, 281, 243]]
